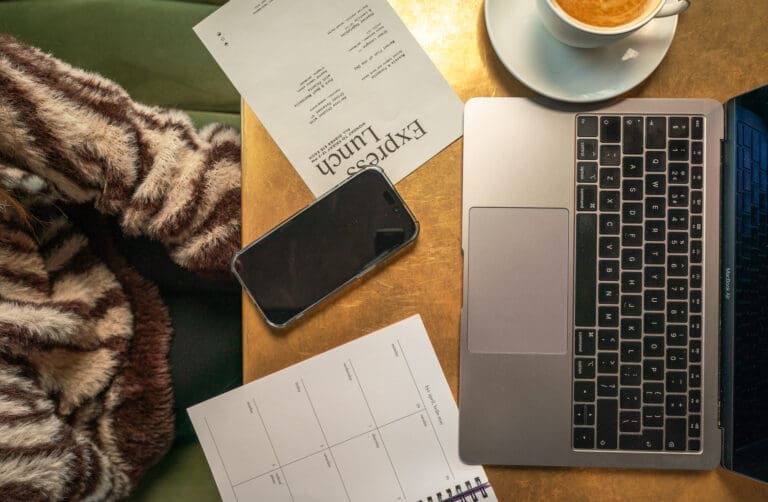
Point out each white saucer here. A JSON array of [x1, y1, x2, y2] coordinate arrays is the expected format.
[[485, 0, 678, 102]]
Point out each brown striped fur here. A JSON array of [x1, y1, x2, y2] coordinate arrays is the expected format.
[[0, 35, 241, 500]]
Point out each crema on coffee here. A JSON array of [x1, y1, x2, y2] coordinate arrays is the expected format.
[[554, 0, 661, 28]]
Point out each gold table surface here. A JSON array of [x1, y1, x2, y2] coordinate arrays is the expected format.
[[241, 0, 768, 499]]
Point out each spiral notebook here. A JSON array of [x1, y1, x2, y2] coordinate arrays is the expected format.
[[188, 315, 496, 502]]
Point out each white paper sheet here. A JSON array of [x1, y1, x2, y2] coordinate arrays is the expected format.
[[188, 315, 496, 502], [194, 0, 463, 196]]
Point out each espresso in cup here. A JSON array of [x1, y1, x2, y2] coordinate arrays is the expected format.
[[554, 0, 662, 28]]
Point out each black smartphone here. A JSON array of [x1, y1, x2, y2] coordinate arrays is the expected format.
[[231, 167, 419, 328]]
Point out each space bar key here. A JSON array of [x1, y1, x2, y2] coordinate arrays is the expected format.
[[575, 213, 597, 327]]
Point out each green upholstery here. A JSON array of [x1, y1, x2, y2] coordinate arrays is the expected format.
[[0, 0, 239, 129], [0, 1, 242, 499], [129, 441, 221, 501]]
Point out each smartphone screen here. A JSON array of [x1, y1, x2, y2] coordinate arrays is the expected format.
[[232, 168, 418, 327]]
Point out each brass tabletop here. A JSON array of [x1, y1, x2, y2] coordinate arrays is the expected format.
[[241, 0, 768, 499]]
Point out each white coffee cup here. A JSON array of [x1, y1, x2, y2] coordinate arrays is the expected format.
[[537, 0, 690, 48]]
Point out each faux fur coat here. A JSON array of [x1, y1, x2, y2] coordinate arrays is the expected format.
[[0, 34, 241, 500]]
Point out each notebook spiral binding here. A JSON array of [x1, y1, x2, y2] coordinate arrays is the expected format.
[[418, 476, 491, 502]]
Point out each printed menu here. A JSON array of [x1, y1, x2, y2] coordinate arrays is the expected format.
[[194, 0, 463, 196]]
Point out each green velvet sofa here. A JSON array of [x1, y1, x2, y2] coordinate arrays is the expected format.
[[0, 1, 244, 499]]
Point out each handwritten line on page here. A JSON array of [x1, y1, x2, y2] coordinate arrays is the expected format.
[[194, 0, 463, 197], [188, 315, 496, 502]]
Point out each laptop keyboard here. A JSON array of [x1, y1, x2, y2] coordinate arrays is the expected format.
[[572, 115, 704, 452]]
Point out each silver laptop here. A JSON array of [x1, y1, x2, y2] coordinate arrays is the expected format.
[[459, 87, 768, 477]]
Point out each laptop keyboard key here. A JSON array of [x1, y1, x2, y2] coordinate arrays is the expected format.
[[601, 144, 621, 165], [643, 313, 664, 334], [623, 179, 643, 200], [598, 307, 619, 327], [644, 243, 665, 264], [600, 191, 621, 211], [689, 390, 701, 413], [577, 185, 597, 211], [690, 316, 702, 337], [642, 429, 663, 450], [600, 168, 620, 188], [622, 202, 643, 223], [575, 214, 597, 326], [644, 359, 664, 380], [620, 411, 641, 433], [666, 371, 687, 393], [667, 348, 688, 369], [643, 382, 664, 404], [644, 289, 665, 311], [669, 186, 689, 206], [597, 376, 618, 397], [668, 232, 689, 254], [600, 116, 621, 143], [578, 139, 598, 160], [643, 336, 664, 358], [575, 381, 595, 402], [669, 140, 689, 161], [689, 415, 701, 438], [644, 267, 665, 288], [646, 174, 666, 195], [668, 163, 689, 184], [622, 226, 643, 247], [691, 190, 703, 213], [621, 249, 642, 270], [599, 284, 619, 304], [646, 117, 666, 149], [620, 388, 641, 409], [669, 117, 689, 138], [623, 156, 644, 177], [574, 428, 595, 449], [646, 150, 666, 171], [645, 220, 666, 241], [623, 117, 643, 154], [645, 197, 666, 218], [599, 260, 620, 281], [691, 142, 703, 164], [578, 116, 598, 137], [621, 272, 642, 293], [668, 255, 689, 276], [643, 406, 664, 428], [621, 341, 642, 362], [596, 399, 618, 449], [621, 318, 642, 339], [689, 365, 702, 388], [575, 358, 596, 379], [691, 165, 703, 189], [577, 162, 598, 182], [574, 404, 596, 425], [690, 340, 702, 363], [667, 302, 688, 323], [667, 325, 688, 346], [575, 329, 596, 355], [665, 418, 686, 450], [691, 116, 703, 139], [598, 329, 619, 350], [666, 395, 687, 417], [600, 214, 620, 234], [690, 267, 702, 288], [690, 241, 703, 264], [599, 236, 620, 258], [598, 352, 619, 373], [620, 364, 641, 385]]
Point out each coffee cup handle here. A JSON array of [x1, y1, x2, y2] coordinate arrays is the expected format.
[[655, 0, 691, 18]]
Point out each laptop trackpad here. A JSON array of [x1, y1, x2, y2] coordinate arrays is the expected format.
[[468, 207, 569, 354]]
